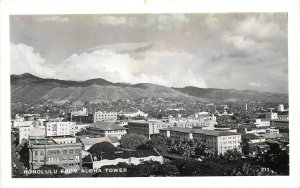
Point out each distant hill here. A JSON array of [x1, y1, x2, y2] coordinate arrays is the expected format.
[[173, 86, 288, 103], [10, 73, 194, 104], [11, 73, 288, 104]]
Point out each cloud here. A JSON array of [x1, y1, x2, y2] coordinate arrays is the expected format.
[[35, 16, 69, 23], [11, 42, 206, 88], [11, 43, 56, 77], [234, 14, 287, 42], [10, 14, 288, 93], [58, 43, 206, 88]]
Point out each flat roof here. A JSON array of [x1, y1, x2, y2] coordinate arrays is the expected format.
[[80, 137, 111, 146], [89, 121, 127, 130], [29, 138, 57, 145], [160, 127, 240, 136], [50, 135, 76, 139], [271, 119, 289, 122]]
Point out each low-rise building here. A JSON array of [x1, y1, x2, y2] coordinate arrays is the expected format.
[[238, 127, 266, 136], [86, 122, 127, 139], [277, 111, 289, 120], [270, 119, 289, 129], [159, 127, 241, 155], [242, 134, 266, 144], [254, 119, 270, 128], [70, 123, 91, 135], [266, 128, 280, 134]]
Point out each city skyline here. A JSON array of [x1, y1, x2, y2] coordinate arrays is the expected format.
[[10, 13, 288, 93]]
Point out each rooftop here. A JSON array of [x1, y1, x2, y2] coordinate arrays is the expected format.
[[88, 121, 127, 131], [28, 127, 45, 137], [160, 127, 240, 136], [128, 120, 149, 124], [278, 111, 289, 115], [80, 137, 111, 146], [271, 119, 289, 122], [29, 138, 56, 145]]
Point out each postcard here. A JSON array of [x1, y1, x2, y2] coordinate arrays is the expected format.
[[1, 0, 300, 188]]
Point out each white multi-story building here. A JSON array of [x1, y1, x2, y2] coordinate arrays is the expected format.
[[94, 111, 117, 123], [159, 127, 241, 155], [44, 121, 75, 136]]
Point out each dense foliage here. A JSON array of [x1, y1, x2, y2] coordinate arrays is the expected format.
[[119, 133, 148, 149]]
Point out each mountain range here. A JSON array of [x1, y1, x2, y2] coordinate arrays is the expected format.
[[11, 73, 288, 104]]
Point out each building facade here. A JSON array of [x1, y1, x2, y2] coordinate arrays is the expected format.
[[94, 111, 117, 123], [270, 119, 289, 129], [86, 122, 127, 139], [266, 112, 278, 120], [27, 130, 83, 170], [44, 121, 75, 136], [254, 119, 270, 128], [159, 127, 241, 155]]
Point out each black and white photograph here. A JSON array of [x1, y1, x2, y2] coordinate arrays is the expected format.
[[1, 0, 300, 188], [9, 12, 290, 177]]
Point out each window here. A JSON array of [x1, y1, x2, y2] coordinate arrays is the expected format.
[[34, 151, 38, 156], [40, 151, 44, 155], [75, 149, 80, 154], [69, 150, 74, 154], [63, 150, 67, 154]]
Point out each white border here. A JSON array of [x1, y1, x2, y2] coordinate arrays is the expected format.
[[1, 0, 300, 188]]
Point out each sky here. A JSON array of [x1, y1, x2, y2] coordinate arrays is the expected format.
[[10, 13, 288, 93]]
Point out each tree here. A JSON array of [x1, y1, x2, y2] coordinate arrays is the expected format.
[[120, 133, 148, 149], [258, 143, 289, 175], [19, 142, 30, 168], [223, 148, 242, 161], [143, 135, 168, 154], [156, 163, 179, 176], [88, 142, 116, 160]]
